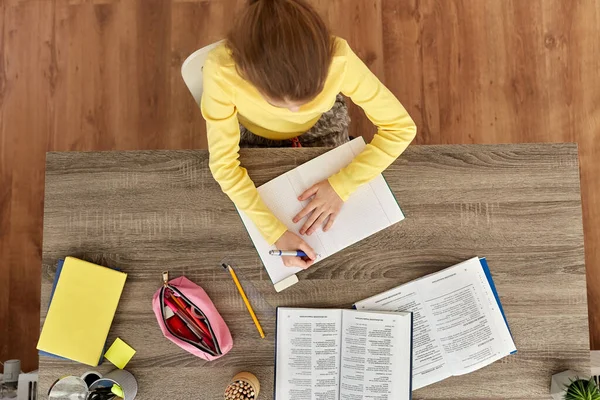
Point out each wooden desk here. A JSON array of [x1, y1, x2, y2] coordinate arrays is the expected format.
[[40, 144, 589, 399]]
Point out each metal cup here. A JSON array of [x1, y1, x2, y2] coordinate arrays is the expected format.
[[88, 369, 138, 400]]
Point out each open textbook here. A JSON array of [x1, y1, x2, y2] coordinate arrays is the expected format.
[[355, 257, 517, 390], [275, 308, 413, 400], [238, 137, 404, 290]]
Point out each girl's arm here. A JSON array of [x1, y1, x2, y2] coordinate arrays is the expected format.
[[201, 57, 287, 245], [329, 39, 417, 201]]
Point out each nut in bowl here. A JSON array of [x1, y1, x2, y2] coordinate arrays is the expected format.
[[224, 372, 260, 400]]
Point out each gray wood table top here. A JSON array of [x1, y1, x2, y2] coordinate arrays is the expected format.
[[39, 143, 589, 400]]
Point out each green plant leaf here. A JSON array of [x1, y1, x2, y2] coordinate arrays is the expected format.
[[564, 378, 600, 400]]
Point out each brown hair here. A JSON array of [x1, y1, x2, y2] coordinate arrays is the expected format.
[[227, 0, 334, 102]]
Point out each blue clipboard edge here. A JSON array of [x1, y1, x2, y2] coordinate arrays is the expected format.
[[479, 257, 517, 355], [408, 312, 414, 399]]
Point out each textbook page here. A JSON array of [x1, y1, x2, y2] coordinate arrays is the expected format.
[[237, 137, 405, 287], [354, 282, 452, 389], [355, 257, 516, 388], [420, 257, 516, 375], [275, 308, 343, 400], [339, 310, 412, 400]]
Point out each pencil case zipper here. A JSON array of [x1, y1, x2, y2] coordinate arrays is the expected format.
[[159, 285, 223, 356]]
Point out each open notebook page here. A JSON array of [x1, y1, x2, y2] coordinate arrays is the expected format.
[[237, 137, 405, 286]]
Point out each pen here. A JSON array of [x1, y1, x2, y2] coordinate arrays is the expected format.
[[170, 291, 188, 311], [269, 250, 308, 257], [166, 291, 212, 337], [188, 306, 213, 337], [222, 263, 265, 339], [164, 297, 215, 351]]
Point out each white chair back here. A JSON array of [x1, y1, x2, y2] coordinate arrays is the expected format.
[[181, 40, 226, 105]]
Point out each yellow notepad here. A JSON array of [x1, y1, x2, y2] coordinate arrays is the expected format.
[[37, 257, 127, 366]]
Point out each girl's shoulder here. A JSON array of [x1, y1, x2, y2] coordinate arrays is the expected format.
[[205, 42, 236, 69], [204, 42, 241, 85], [328, 36, 354, 77], [332, 36, 351, 58]]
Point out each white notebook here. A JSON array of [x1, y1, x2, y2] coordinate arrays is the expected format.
[[238, 137, 405, 289]]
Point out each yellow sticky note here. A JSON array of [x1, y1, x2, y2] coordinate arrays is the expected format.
[[105, 338, 136, 369]]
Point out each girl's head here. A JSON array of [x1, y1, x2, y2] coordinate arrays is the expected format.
[[227, 0, 334, 112]]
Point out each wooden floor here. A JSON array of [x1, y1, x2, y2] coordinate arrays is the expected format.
[[1, 0, 598, 373]]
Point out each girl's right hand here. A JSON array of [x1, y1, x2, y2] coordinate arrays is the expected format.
[[274, 230, 317, 269]]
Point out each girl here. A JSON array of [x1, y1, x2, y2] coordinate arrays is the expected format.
[[201, 0, 416, 269]]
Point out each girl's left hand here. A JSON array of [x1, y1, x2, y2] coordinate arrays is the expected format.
[[293, 180, 343, 235]]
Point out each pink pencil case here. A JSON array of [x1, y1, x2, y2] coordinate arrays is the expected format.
[[152, 272, 233, 360]]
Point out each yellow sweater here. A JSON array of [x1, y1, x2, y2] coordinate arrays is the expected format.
[[201, 38, 417, 245]]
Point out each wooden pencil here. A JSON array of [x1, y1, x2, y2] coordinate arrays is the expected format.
[[222, 263, 265, 339]]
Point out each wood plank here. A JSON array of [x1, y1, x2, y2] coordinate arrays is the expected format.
[[0, 0, 10, 361], [0, 0, 56, 373], [38, 143, 588, 399], [50, 1, 121, 151], [380, 0, 425, 140], [381, 0, 596, 144]]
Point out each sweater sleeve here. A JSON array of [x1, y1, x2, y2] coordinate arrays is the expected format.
[[201, 58, 287, 245], [328, 40, 417, 201]]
